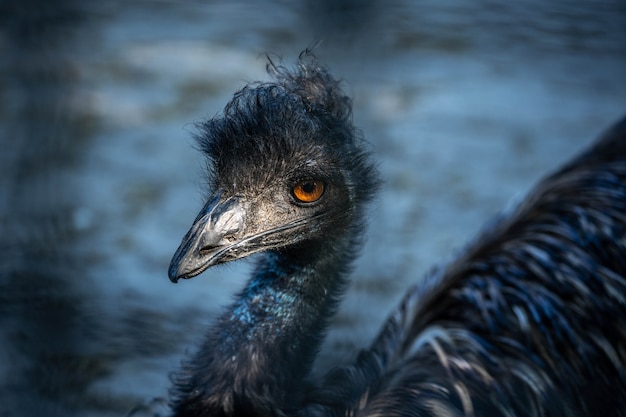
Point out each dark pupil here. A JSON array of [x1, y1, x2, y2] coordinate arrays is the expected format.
[[302, 182, 316, 194]]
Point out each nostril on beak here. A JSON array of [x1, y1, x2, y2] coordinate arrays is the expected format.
[[199, 244, 221, 254]]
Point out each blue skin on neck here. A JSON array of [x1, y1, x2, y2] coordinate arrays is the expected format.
[[222, 251, 335, 350]]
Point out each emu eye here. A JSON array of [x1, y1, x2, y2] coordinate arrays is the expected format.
[[292, 180, 325, 203]]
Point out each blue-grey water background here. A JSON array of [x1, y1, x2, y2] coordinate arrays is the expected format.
[[1, 0, 625, 415]]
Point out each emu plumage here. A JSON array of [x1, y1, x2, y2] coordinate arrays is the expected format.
[[167, 52, 626, 416]]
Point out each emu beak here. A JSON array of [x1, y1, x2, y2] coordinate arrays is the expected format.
[[168, 195, 245, 282]]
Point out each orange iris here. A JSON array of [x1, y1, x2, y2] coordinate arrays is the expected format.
[[293, 180, 325, 203]]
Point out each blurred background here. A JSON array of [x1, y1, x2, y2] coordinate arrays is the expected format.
[[0, 0, 624, 415]]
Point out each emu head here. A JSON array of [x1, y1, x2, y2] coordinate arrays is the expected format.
[[169, 54, 379, 282]]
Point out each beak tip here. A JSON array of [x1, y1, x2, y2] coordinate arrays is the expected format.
[[168, 256, 207, 283], [168, 262, 182, 283]]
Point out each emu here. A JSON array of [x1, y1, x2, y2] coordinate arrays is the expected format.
[[167, 52, 626, 416]]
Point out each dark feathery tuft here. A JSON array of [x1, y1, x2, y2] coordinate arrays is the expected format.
[[195, 51, 378, 206]]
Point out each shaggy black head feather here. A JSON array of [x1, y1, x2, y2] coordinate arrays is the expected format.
[[195, 52, 377, 209]]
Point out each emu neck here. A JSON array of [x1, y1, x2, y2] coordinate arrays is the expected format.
[[172, 237, 355, 416], [229, 246, 345, 375]]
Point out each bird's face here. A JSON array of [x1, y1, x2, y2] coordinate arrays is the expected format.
[[168, 57, 379, 282], [168, 142, 355, 282]]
